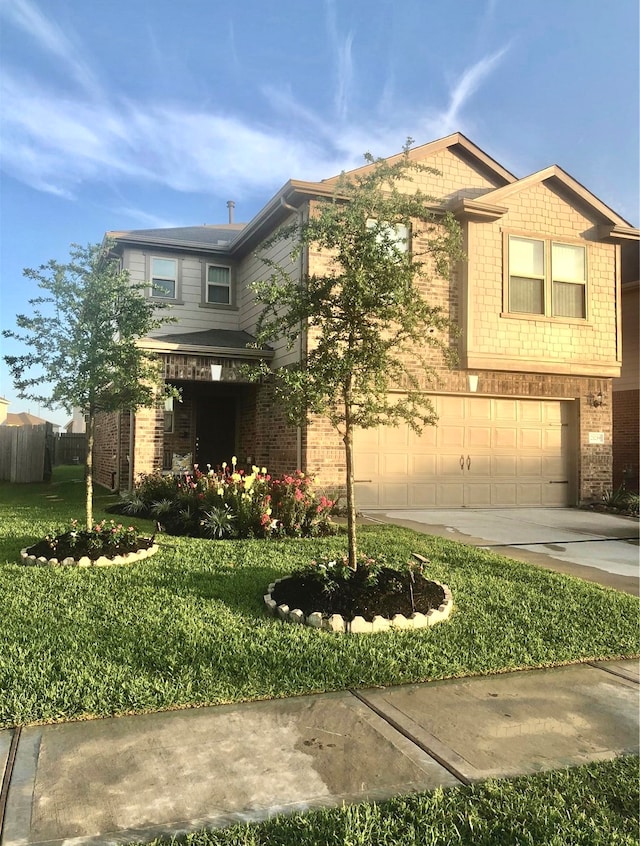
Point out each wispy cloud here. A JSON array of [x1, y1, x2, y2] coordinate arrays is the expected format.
[[325, 0, 354, 122], [0, 0, 102, 95], [441, 45, 511, 134], [0, 0, 510, 201]]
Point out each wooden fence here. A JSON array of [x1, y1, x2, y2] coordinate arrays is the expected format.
[[0, 427, 88, 482], [0, 424, 49, 483], [53, 432, 88, 465]]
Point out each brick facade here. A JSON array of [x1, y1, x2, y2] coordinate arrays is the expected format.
[[612, 389, 639, 492]]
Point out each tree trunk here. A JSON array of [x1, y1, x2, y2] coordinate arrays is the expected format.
[[85, 411, 94, 531], [343, 378, 357, 570]]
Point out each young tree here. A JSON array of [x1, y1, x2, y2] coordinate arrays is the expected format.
[[3, 241, 173, 529], [251, 143, 463, 569]]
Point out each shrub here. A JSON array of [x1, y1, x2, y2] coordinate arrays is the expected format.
[[114, 459, 336, 539]]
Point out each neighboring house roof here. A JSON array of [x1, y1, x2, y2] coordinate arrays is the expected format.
[[3, 411, 50, 426], [140, 329, 273, 358]]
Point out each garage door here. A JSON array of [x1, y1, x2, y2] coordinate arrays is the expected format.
[[354, 395, 574, 508]]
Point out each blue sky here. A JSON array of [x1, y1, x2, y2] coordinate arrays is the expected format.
[[0, 0, 638, 425]]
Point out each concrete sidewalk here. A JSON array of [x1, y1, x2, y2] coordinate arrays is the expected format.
[[1, 660, 638, 846]]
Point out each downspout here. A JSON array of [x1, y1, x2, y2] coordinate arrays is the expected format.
[[280, 197, 305, 471]]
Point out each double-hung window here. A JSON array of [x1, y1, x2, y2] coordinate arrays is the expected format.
[[507, 235, 586, 319], [205, 264, 232, 305], [151, 257, 178, 299]]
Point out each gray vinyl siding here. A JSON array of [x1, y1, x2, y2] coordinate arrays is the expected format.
[[238, 219, 302, 368], [123, 248, 240, 336]]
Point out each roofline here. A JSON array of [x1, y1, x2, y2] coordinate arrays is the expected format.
[[482, 165, 635, 228], [138, 338, 274, 359], [318, 133, 517, 187]]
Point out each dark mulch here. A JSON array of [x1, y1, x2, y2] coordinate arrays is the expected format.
[[26, 532, 154, 562], [271, 567, 445, 622]]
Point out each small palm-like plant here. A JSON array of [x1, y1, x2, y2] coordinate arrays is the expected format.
[[201, 505, 237, 539]]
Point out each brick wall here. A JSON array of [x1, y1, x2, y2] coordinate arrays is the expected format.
[[613, 389, 639, 492], [94, 411, 120, 490]]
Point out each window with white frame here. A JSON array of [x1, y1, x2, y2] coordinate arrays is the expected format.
[[151, 257, 178, 299], [205, 264, 232, 305], [507, 235, 586, 319]]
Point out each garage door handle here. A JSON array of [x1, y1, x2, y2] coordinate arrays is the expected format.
[[459, 456, 464, 470], [549, 480, 568, 484], [355, 479, 372, 483], [466, 455, 471, 470]]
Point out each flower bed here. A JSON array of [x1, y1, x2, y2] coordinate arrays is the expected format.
[[21, 519, 158, 567], [112, 459, 336, 539]]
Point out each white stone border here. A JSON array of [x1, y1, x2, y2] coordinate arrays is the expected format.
[[264, 560, 453, 634], [19, 543, 159, 567]]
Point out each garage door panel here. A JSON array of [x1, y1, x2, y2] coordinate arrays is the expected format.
[[520, 428, 543, 449], [411, 426, 437, 448], [380, 483, 409, 507], [517, 484, 543, 505], [519, 402, 544, 422], [436, 484, 464, 507], [543, 456, 567, 477], [382, 425, 409, 447], [467, 426, 492, 448], [547, 483, 569, 505], [491, 483, 517, 505], [493, 428, 517, 448], [382, 454, 408, 475], [466, 398, 492, 420], [355, 452, 380, 477], [439, 454, 464, 475], [410, 484, 437, 507], [412, 455, 436, 475], [465, 483, 492, 506], [494, 399, 518, 420], [493, 455, 517, 476], [354, 482, 379, 509], [468, 455, 491, 475], [439, 396, 465, 418], [519, 456, 542, 476], [544, 429, 563, 449], [439, 426, 465, 448]]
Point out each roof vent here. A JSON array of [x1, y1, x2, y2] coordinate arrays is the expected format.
[[226, 200, 235, 224]]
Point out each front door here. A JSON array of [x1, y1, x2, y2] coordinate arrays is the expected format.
[[195, 398, 236, 470]]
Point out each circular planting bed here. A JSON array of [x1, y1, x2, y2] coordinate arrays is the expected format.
[[20, 534, 158, 568], [264, 558, 453, 633]]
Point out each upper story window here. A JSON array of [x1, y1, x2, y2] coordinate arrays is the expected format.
[[366, 219, 410, 256], [507, 235, 586, 319], [203, 264, 232, 306], [151, 257, 178, 299]]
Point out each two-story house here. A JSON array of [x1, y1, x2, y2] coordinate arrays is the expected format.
[[94, 133, 639, 507]]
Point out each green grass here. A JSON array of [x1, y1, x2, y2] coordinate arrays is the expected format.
[[134, 757, 639, 846], [0, 467, 638, 728]]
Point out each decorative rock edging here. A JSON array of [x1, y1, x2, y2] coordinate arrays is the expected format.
[[19, 543, 159, 567], [264, 568, 453, 634]]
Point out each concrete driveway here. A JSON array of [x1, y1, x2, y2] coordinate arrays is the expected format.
[[362, 508, 639, 595]]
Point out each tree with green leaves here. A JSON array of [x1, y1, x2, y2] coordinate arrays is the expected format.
[[251, 143, 464, 569], [3, 241, 173, 529]]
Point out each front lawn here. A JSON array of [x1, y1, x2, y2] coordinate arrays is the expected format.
[[0, 467, 638, 728], [134, 757, 640, 846]]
